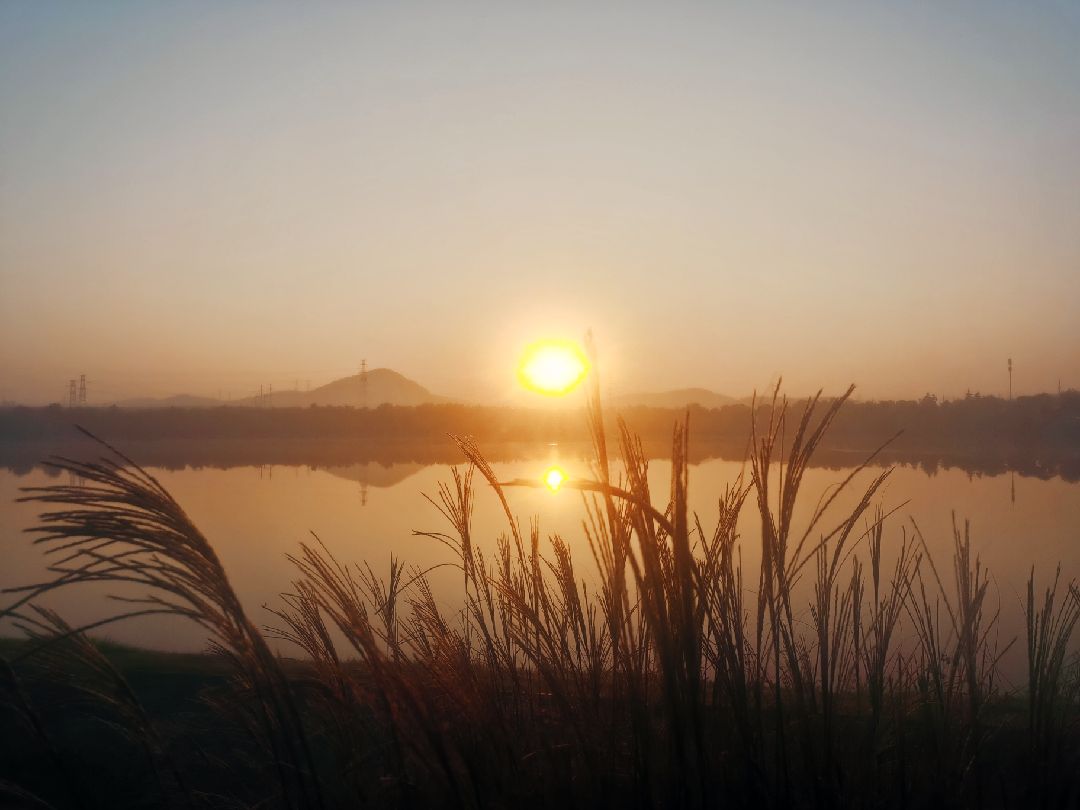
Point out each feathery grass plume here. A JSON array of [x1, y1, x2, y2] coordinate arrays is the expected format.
[[8, 432, 324, 810], [745, 383, 901, 802], [264, 579, 382, 805], [283, 534, 493, 808], [906, 515, 1012, 807], [851, 513, 920, 802], [696, 477, 762, 800], [1025, 567, 1080, 805]]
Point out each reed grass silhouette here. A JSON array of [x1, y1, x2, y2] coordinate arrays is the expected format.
[[2, 380, 1079, 809]]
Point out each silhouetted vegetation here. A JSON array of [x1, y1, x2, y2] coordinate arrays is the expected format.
[[2, 390, 1079, 481], [2, 384, 1079, 808]]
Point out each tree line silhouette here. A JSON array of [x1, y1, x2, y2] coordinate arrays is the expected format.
[[1, 391, 1077, 481]]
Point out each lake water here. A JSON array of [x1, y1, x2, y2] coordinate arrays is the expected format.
[[3, 446, 1079, 682]]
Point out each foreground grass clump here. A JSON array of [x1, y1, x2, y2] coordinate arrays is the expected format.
[[2, 382, 1079, 809]]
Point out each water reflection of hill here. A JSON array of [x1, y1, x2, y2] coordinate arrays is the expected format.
[[1, 436, 1076, 483], [321, 462, 425, 489]]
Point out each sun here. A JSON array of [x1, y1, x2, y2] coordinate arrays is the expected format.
[[543, 466, 566, 491], [518, 339, 589, 396]]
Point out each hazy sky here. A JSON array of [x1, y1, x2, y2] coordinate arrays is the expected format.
[[2, 1, 1078, 404]]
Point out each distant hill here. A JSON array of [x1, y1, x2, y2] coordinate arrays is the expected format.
[[111, 377, 750, 410], [113, 368, 447, 409], [234, 368, 447, 408], [613, 388, 742, 409]]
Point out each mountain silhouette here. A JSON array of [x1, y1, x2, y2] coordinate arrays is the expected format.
[[114, 368, 447, 408]]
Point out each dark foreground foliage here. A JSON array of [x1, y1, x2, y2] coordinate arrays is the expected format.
[[2, 373, 1079, 809]]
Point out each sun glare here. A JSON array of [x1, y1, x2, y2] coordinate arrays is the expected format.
[[518, 339, 589, 396], [543, 466, 566, 491]]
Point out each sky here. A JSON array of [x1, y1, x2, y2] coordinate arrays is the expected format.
[[1, 1, 1078, 404]]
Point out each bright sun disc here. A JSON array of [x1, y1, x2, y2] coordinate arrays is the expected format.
[[543, 467, 566, 491], [518, 339, 589, 395]]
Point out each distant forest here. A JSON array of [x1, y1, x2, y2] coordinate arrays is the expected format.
[[1, 392, 1077, 481]]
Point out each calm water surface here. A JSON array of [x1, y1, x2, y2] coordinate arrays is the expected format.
[[3, 450, 1078, 680]]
